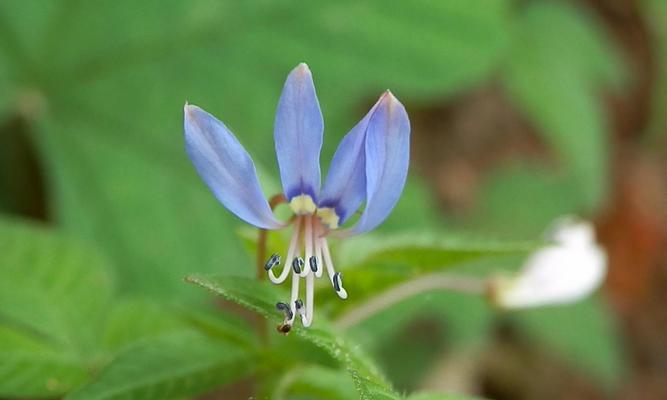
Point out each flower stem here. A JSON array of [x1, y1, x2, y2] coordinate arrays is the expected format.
[[255, 193, 286, 342], [333, 273, 489, 330], [256, 193, 287, 281]]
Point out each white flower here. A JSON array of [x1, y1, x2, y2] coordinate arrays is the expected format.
[[492, 218, 607, 309]]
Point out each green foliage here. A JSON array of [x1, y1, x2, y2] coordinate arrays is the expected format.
[[272, 365, 357, 400], [467, 167, 585, 238], [101, 299, 187, 352], [66, 331, 252, 400], [335, 232, 535, 306], [0, 217, 255, 399], [0, 326, 88, 398], [339, 232, 536, 270], [643, 0, 667, 140], [0, 217, 113, 397], [408, 394, 486, 400], [0, 0, 512, 304], [509, 297, 625, 386], [187, 274, 401, 399], [502, 1, 623, 210], [0, 0, 631, 398]]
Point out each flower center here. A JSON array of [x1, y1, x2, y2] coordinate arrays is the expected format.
[[288, 194, 317, 215], [316, 207, 340, 229], [264, 213, 347, 331]]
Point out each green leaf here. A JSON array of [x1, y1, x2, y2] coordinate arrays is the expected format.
[[503, 1, 623, 208], [273, 365, 357, 400], [0, 217, 114, 396], [187, 275, 401, 399], [0, 59, 12, 113], [177, 305, 259, 349], [349, 291, 492, 393], [339, 232, 536, 269], [335, 232, 535, 305], [0, 217, 114, 355], [510, 297, 624, 387], [407, 393, 486, 400], [101, 299, 188, 353], [0, 326, 88, 398], [66, 330, 253, 400], [1, 0, 512, 302], [643, 0, 667, 141], [466, 166, 586, 238]]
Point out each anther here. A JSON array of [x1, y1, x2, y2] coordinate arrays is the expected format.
[[277, 323, 291, 334], [333, 272, 343, 292], [309, 256, 318, 273], [276, 302, 293, 320], [264, 253, 280, 271], [292, 257, 304, 274], [295, 299, 308, 325]]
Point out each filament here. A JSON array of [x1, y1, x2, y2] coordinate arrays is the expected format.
[[321, 237, 348, 299], [268, 216, 302, 284]]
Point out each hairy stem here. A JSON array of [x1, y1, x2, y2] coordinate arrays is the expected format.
[[334, 273, 489, 330]]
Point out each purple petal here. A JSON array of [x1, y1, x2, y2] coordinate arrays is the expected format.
[[318, 101, 382, 224], [274, 63, 323, 202], [349, 91, 410, 234], [184, 104, 283, 230]]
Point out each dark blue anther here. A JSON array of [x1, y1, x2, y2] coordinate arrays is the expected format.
[[333, 272, 342, 292], [276, 302, 293, 320], [264, 253, 280, 271], [309, 256, 318, 273], [292, 257, 304, 274]]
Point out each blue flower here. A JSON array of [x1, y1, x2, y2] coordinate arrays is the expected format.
[[184, 63, 410, 329]]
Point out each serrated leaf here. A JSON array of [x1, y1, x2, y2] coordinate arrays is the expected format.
[[510, 297, 624, 387], [66, 330, 252, 400], [334, 232, 535, 306], [0, 216, 114, 396], [340, 232, 536, 269], [187, 274, 401, 399], [273, 365, 357, 400]]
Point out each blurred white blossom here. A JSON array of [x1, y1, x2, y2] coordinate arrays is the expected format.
[[492, 218, 607, 309]]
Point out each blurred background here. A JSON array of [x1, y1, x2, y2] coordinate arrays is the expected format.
[[1, 0, 666, 399]]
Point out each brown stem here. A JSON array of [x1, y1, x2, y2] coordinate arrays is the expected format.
[[256, 193, 287, 281], [255, 193, 287, 342]]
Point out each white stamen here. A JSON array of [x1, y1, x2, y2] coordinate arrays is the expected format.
[[295, 299, 307, 325], [300, 215, 313, 277], [288, 262, 301, 325], [269, 217, 302, 284], [313, 221, 324, 278], [303, 269, 315, 327], [321, 237, 348, 299]]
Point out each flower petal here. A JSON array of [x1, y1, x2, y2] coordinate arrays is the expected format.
[[349, 91, 410, 234], [274, 63, 324, 205], [318, 101, 381, 226], [184, 104, 283, 230]]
